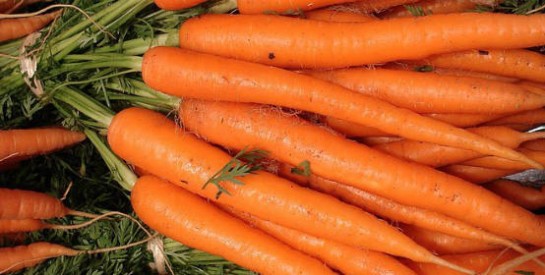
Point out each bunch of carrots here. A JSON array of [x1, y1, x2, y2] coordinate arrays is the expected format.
[[3, 0, 545, 274]]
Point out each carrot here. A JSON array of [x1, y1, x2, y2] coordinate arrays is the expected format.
[[0, 188, 97, 220], [0, 10, 61, 42], [303, 8, 378, 23], [109, 108, 471, 271], [307, 67, 545, 114], [382, 0, 485, 18], [178, 99, 545, 246], [488, 247, 545, 275], [486, 108, 545, 127], [0, 242, 79, 273], [236, 0, 361, 14], [485, 179, 545, 211], [408, 248, 545, 275], [441, 165, 517, 184], [0, 219, 45, 234], [400, 224, 502, 255], [142, 47, 540, 168], [359, 136, 402, 145], [152, 0, 206, 11], [342, 0, 420, 13], [131, 175, 335, 275], [415, 49, 545, 83], [325, 116, 392, 137], [424, 113, 502, 128], [178, 13, 545, 68], [460, 148, 545, 170], [223, 207, 418, 275], [291, 171, 525, 253], [0, 127, 86, 164], [522, 139, 545, 151]]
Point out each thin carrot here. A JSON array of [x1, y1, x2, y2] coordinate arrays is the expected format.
[[485, 108, 545, 127], [342, 0, 420, 13], [424, 113, 502, 128], [152, 0, 206, 11], [460, 148, 545, 170], [440, 165, 517, 184], [307, 67, 545, 114], [0, 188, 97, 220], [0, 242, 79, 273], [178, 99, 545, 246], [382, 0, 484, 18], [0, 127, 86, 164], [109, 107, 471, 271], [131, 175, 335, 275], [488, 247, 545, 275], [485, 179, 545, 211], [522, 139, 545, 151], [303, 7, 378, 22], [223, 207, 418, 275], [178, 13, 545, 68], [415, 49, 545, 83], [359, 136, 402, 146], [325, 116, 392, 137], [400, 224, 502, 255], [142, 46, 540, 168], [236, 0, 361, 14], [0, 10, 60, 42]]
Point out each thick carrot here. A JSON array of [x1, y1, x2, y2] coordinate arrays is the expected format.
[[0, 188, 96, 220], [485, 179, 545, 211], [0, 127, 86, 164], [416, 49, 545, 83], [441, 165, 517, 184], [131, 175, 335, 275], [308, 68, 545, 114], [178, 13, 545, 68], [0, 11, 60, 42], [400, 224, 502, 255], [153, 0, 206, 11], [0, 219, 45, 234], [178, 99, 545, 246], [142, 46, 540, 168], [236, 0, 360, 14], [486, 108, 545, 127], [342, 0, 420, 13], [303, 8, 378, 22], [223, 207, 417, 275], [460, 148, 545, 170], [0, 242, 79, 273], [382, 0, 483, 18], [109, 108, 470, 271]]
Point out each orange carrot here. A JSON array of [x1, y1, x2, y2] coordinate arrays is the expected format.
[[308, 67, 545, 114], [342, 0, 420, 13], [0, 219, 45, 234], [131, 175, 335, 275], [0, 188, 96, 220], [109, 107, 470, 271], [522, 139, 545, 151], [236, 0, 361, 14], [179, 13, 545, 68], [488, 247, 545, 275], [303, 7, 378, 22], [178, 99, 545, 246], [0, 11, 61, 42], [486, 108, 545, 127], [382, 0, 484, 18], [441, 165, 517, 184], [485, 179, 545, 211], [0, 242, 79, 273], [424, 113, 502, 128], [400, 224, 502, 255], [143, 46, 540, 167], [324, 116, 392, 137], [153, 0, 206, 10], [460, 148, 545, 170], [0, 127, 86, 164], [416, 49, 545, 83], [224, 207, 417, 275]]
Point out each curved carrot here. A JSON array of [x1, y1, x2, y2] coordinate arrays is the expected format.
[[308, 68, 545, 114], [224, 207, 417, 275], [486, 108, 545, 127], [179, 13, 545, 68], [485, 179, 545, 211], [0, 11, 61, 42], [131, 175, 335, 275], [522, 139, 545, 152], [304, 8, 378, 22], [109, 107, 469, 271], [441, 165, 516, 184], [342, 0, 420, 13], [400, 224, 502, 255], [417, 49, 545, 83], [425, 113, 502, 128], [143, 46, 540, 168], [0, 127, 86, 164], [178, 99, 545, 246], [153, 0, 206, 10], [359, 136, 402, 145], [325, 116, 392, 137], [236, 0, 360, 14], [460, 148, 545, 170], [382, 0, 482, 18], [0, 188, 96, 220], [0, 242, 79, 273]]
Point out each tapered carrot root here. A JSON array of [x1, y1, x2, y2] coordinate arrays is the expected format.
[[424, 113, 501, 128], [400, 224, 502, 255], [308, 68, 545, 114], [441, 165, 517, 184], [0, 127, 86, 163], [0, 242, 79, 273], [359, 136, 402, 145], [153, 0, 206, 10], [486, 180, 545, 211], [236, 0, 361, 14], [0, 219, 46, 234], [460, 148, 545, 170], [109, 108, 471, 272], [179, 13, 545, 68], [522, 139, 545, 151], [342, 0, 420, 13], [224, 207, 418, 275], [488, 247, 545, 275], [0, 10, 61, 42], [131, 175, 335, 275], [486, 108, 545, 127], [382, 0, 484, 18], [303, 8, 378, 23], [143, 47, 541, 168], [178, 99, 545, 246]]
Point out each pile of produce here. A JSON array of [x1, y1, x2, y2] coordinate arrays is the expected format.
[[1, 0, 545, 274]]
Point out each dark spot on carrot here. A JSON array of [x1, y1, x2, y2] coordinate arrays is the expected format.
[[413, 65, 434, 72], [268, 52, 276, 60], [180, 179, 188, 184], [478, 50, 489, 55]]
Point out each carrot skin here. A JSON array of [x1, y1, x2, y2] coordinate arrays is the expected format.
[[0, 188, 68, 219], [486, 179, 545, 211], [486, 108, 545, 126], [179, 13, 545, 68], [179, 99, 545, 246], [153, 0, 206, 11], [460, 148, 545, 170], [142, 46, 539, 168], [131, 175, 335, 275], [334, 0, 420, 13], [108, 107, 444, 263], [441, 165, 517, 184], [236, 0, 360, 14], [0, 11, 61, 42], [0, 242, 78, 273], [0, 219, 46, 234]]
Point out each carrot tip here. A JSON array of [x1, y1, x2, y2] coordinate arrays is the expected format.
[[431, 255, 476, 275]]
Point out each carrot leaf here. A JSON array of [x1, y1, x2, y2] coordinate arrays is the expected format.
[[291, 160, 312, 177]]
